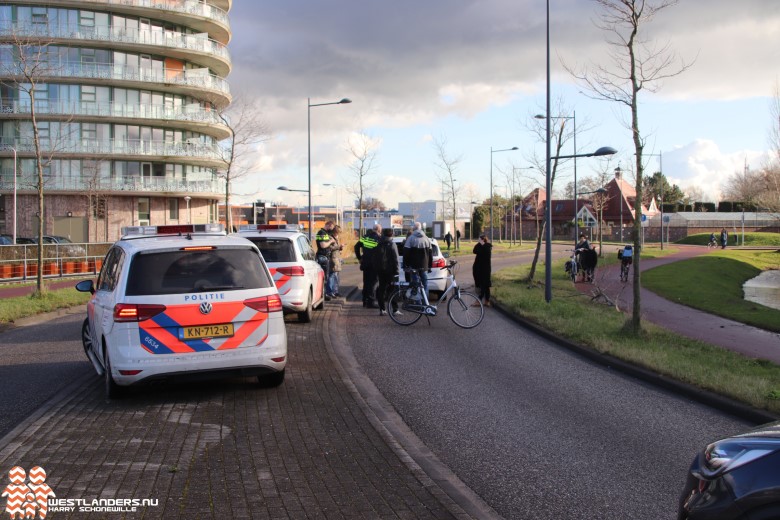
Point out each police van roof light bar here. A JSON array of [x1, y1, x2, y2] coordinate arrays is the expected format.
[[121, 223, 225, 238]]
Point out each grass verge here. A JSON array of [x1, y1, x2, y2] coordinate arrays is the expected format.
[[643, 250, 780, 332], [492, 258, 780, 415], [0, 287, 90, 323]]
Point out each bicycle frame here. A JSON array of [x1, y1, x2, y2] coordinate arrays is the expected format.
[[388, 260, 484, 328], [403, 267, 460, 316]]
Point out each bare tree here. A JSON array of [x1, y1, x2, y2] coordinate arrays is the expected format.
[[215, 97, 270, 232], [431, 135, 462, 244], [525, 105, 576, 284], [567, 0, 693, 333], [345, 132, 379, 235], [770, 81, 780, 163], [725, 165, 780, 213], [0, 33, 70, 294]]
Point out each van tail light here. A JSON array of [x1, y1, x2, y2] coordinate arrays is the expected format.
[[114, 303, 166, 322], [277, 266, 305, 276], [244, 295, 283, 313], [432, 258, 446, 269]]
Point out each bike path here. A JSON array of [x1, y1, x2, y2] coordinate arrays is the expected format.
[[578, 245, 780, 364]]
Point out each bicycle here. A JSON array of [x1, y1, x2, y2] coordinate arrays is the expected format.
[[617, 246, 633, 282], [386, 260, 484, 328], [564, 249, 579, 282], [707, 238, 718, 249]]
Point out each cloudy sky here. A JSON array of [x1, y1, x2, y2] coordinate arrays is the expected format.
[[226, 0, 779, 210]]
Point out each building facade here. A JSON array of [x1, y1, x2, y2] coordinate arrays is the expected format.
[[0, 0, 231, 242]]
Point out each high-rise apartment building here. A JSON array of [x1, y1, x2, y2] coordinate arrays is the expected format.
[[0, 0, 231, 242]]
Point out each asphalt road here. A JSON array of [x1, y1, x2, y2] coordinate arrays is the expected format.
[[0, 310, 93, 439], [0, 249, 756, 519], [341, 254, 751, 519]]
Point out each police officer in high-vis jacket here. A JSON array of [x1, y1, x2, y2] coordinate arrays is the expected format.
[[316, 221, 335, 299], [354, 223, 382, 307]]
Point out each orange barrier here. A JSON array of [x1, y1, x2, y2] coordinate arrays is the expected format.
[[88, 259, 103, 273], [44, 262, 60, 276], [63, 261, 75, 274], [0, 265, 12, 279]]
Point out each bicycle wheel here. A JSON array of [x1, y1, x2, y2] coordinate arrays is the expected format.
[[387, 289, 422, 326], [448, 291, 484, 329]]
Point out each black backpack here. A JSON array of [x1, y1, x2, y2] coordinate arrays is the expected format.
[[372, 240, 394, 274]]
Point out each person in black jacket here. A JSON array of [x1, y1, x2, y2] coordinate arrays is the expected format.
[[373, 228, 399, 316], [354, 224, 382, 307], [472, 234, 493, 307]]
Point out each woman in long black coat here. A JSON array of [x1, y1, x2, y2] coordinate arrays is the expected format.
[[472, 234, 493, 307]]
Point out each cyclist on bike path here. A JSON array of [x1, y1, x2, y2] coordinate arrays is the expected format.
[[402, 222, 433, 299]]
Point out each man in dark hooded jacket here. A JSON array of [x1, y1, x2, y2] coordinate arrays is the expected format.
[[402, 222, 432, 298]]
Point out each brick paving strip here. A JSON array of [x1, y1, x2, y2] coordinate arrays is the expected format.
[[0, 300, 480, 519]]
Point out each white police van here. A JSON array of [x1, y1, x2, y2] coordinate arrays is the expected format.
[[76, 224, 287, 398], [235, 224, 326, 322]]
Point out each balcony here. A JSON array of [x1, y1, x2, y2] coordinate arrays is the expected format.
[[0, 170, 225, 196], [0, 138, 227, 167], [0, 61, 230, 103], [0, 99, 230, 140], [0, 21, 231, 76], [9, 0, 232, 42]]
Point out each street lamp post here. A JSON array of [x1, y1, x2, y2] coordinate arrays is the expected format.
[[278, 186, 306, 229], [490, 146, 518, 242], [536, 113, 577, 244], [184, 196, 191, 224], [9, 147, 17, 243], [308, 97, 351, 242]]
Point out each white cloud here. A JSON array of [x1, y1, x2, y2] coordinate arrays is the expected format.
[[664, 140, 769, 202], [226, 1, 779, 208]]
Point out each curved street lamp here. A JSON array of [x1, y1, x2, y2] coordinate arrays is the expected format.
[[544, 146, 617, 302], [308, 97, 352, 242]]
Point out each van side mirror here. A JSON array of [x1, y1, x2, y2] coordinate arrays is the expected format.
[[75, 279, 95, 295]]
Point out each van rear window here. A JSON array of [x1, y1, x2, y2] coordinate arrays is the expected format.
[[125, 247, 273, 295]]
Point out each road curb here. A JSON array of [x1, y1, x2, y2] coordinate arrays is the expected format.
[[0, 305, 86, 334], [491, 299, 779, 425]]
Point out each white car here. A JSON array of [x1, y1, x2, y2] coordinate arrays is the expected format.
[[392, 236, 449, 296], [76, 224, 287, 398], [235, 225, 326, 322]]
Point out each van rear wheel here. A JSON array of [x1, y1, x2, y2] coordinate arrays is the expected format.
[[258, 369, 285, 388], [103, 347, 124, 399], [298, 290, 313, 322]]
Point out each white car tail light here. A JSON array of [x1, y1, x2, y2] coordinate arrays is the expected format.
[[244, 295, 283, 313]]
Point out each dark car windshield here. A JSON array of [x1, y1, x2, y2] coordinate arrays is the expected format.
[[245, 237, 296, 263], [125, 247, 273, 296]]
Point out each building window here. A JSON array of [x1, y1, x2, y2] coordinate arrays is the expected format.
[[137, 197, 150, 225], [168, 198, 178, 220]]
